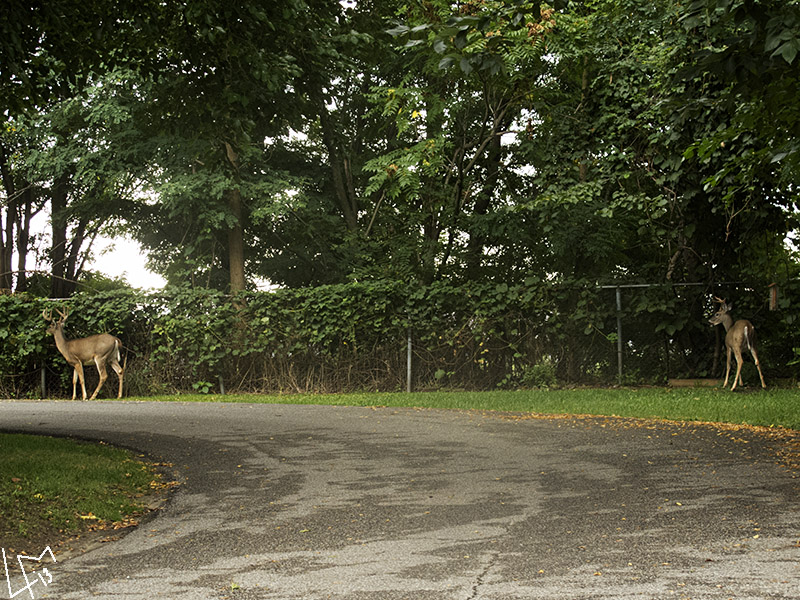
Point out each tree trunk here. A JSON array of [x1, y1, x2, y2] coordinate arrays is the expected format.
[[579, 55, 590, 182], [465, 132, 502, 277], [50, 174, 70, 297], [223, 141, 247, 294], [317, 100, 359, 232], [66, 217, 88, 286], [0, 205, 10, 291], [0, 143, 14, 290], [227, 187, 247, 294], [14, 187, 34, 293], [0, 210, 8, 291]]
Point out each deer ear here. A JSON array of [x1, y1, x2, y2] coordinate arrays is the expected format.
[[726, 302, 733, 311]]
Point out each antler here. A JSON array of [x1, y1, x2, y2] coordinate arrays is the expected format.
[[713, 296, 726, 305], [42, 306, 69, 323]]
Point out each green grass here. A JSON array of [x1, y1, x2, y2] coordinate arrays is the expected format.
[[137, 386, 800, 430], [0, 434, 159, 550]]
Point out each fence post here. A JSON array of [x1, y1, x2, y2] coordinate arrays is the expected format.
[[406, 327, 412, 393], [615, 286, 623, 383], [41, 366, 46, 398]]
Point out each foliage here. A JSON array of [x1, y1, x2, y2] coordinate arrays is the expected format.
[[357, 0, 560, 283], [5, 69, 150, 296], [678, 0, 800, 185], [3, 279, 798, 398], [2, 0, 798, 296], [1, 0, 799, 398]]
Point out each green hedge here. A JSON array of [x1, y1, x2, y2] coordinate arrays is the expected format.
[[1, 279, 797, 398]]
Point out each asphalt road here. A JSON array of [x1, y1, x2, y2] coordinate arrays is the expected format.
[[1, 400, 798, 600]]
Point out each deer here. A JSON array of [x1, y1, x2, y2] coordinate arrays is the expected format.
[[708, 297, 766, 391], [42, 307, 125, 400]]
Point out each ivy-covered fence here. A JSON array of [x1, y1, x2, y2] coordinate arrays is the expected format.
[[1, 279, 797, 398]]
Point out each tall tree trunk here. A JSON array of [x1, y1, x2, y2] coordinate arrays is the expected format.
[[0, 143, 14, 290], [14, 187, 34, 293], [0, 208, 8, 291], [50, 173, 70, 298], [0, 205, 11, 291], [465, 132, 502, 277], [66, 217, 88, 286], [223, 141, 247, 294], [317, 100, 359, 232], [579, 55, 590, 182], [227, 187, 246, 294]]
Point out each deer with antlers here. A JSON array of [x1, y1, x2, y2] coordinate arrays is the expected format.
[[708, 297, 766, 391], [43, 307, 125, 400]]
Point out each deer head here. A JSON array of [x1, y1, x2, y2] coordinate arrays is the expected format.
[[708, 297, 733, 329]]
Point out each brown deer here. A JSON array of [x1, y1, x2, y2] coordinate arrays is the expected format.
[[43, 307, 125, 400], [708, 298, 766, 391]]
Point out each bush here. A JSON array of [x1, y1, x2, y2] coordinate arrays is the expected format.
[[2, 279, 797, 397]]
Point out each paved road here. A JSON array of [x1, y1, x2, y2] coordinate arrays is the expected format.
[[1, 400, 798, 599]]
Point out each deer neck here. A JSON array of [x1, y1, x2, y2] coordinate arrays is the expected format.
[[51, 326, 73, 357], [719, 313, 734, 331]]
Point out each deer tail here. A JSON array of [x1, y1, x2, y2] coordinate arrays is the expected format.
[[744, 324, 756, 353]]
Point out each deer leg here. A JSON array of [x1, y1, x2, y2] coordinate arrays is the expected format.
[[723, 348, 732, 389], [731, 348, 744, 391], [90, 358, 108, 401], [110, 357, 124, 398], [73, 363, 87, 400], [750, 347, 767, 389]]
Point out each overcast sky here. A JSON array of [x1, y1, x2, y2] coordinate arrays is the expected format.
[[89, 236, 166, 290]]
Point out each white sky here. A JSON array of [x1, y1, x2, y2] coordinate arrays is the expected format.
[[23, 210, 167, 290], [89, 236, 167, 290], [90, 235, 277, 292]]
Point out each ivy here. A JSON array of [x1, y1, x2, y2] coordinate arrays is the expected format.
[[2, 276, 798, 397]]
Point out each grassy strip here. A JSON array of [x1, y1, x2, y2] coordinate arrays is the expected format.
[[0, 434, 160, 551], [138, 386, 800, 431]]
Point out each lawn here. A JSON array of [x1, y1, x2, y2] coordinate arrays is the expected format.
[[0, 433, 162, 554], [141, 386, 800, 431]]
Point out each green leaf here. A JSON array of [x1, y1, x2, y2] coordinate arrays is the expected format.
[[772, 40, 799, 64], [386, 25, 409, 37]]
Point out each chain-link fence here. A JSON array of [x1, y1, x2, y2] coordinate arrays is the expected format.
[[2, 280, 796, 398]]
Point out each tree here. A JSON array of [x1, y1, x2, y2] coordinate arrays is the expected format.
[[676, 0, 800, 281], [4, 0, 797, 303], [0, 132, 41, 292], [7, 72, 149, 297], [356, 0, 556, 283], [1, 0, 165, 295], [129, 1, 343, 293]]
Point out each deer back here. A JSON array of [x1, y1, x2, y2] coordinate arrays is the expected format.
[[726, 319, 757, 353], [65, 333, 121, 363]]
